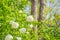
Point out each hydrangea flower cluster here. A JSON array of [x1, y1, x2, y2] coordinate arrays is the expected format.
[[5, 15, 34, 40], [5, 34, 13, 40], [26, 15, 34, 22], [16, 37, 22, 40], [5, 34, 22, 40], [10, 21, 19, 29], [19, 28, 26, 34]]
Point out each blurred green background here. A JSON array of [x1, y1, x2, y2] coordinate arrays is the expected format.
[[0, 0, 60, 40]]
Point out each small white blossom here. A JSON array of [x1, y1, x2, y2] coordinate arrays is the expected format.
[[16, 37, 22, 40], [19, 10, 23, 13], [19, 28, 26, 34], [5, 34, 13, 40], [26, 15, 34, 22], [28, 24, 33, 28], [10, 21, 19, 29]]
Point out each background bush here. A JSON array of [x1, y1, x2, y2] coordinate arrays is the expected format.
[[0, 0, 60, 40]]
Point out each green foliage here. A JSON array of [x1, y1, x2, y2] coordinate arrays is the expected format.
[[0, 0, 60, 40]]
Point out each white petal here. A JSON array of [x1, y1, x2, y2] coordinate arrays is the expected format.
[[5, 34, 13, 40], [26, 15, 34, 22], [16, 37, 21, 40], [19, 28, 26, 34], [10, 21, 19, 29]]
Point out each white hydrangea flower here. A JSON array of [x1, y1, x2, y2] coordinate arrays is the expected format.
[[10, 21, 19, 29], [28, 24, 33, 28], [16, 37, 22, 40], [19, 28, 26, 34], [5, 34, 13, 40], [19, 10, 23, 13], [26, 15, 34, 22]]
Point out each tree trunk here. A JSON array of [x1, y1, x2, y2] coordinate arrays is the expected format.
[[31, 0, 38, 40], [38, 0, 45, 21], [38, 0, 45, 40], [31, 0, 38, 20]]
